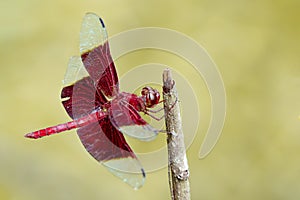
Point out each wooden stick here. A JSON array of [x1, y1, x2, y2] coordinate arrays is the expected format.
[[162, 69, 191, 200]]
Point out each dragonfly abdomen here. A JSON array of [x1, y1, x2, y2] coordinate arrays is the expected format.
[[25, 111, 106, 139]]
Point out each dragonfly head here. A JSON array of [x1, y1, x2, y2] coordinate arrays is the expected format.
[[141, 86, 160, 108]]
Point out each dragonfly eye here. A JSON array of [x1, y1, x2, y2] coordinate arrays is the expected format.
[[148, 93, 155, 101], [146, 90, 160, 107], [141, 87, 160, 107]]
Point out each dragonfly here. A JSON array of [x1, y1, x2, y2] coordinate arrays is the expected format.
[[25, 13, 162, 189]]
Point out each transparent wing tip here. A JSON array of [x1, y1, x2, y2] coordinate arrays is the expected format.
[[80, 13, 108, 54], [104, 158, 146, 189]]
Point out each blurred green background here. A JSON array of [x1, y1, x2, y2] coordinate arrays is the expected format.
[[1, 0, 300, 199]]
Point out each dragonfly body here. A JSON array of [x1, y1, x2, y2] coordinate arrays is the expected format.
[[26, 88, 160, 139]]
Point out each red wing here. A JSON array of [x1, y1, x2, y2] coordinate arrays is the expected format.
[[109, 98, 159, 141], [61, 57, 108, 119], [80, 13, 119, 98], [77, 116, 145, 189]]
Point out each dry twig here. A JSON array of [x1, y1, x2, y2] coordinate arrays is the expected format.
[[162, 69, 191, 200]]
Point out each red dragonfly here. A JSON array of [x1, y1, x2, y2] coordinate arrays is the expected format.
[[25, 13, 161, 189]]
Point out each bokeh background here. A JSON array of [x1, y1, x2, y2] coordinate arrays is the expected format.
[[1, 0, 300, 199]]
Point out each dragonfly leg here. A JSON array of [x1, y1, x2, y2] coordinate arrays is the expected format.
[[144, 112, 165, 121], [147, 97, 178, 113], [147, 106, 164, 113], [145, 97, 179, 121], [164, 96, 179, 113]]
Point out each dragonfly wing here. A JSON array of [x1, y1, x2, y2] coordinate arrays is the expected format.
[[109, 99, 158, 141], [61, 56, 108, 119], [77, 116, 145, 189], [80, 13, 119, 98]]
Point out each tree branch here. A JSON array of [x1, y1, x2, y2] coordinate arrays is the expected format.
[[162, 69, 191, 200]]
